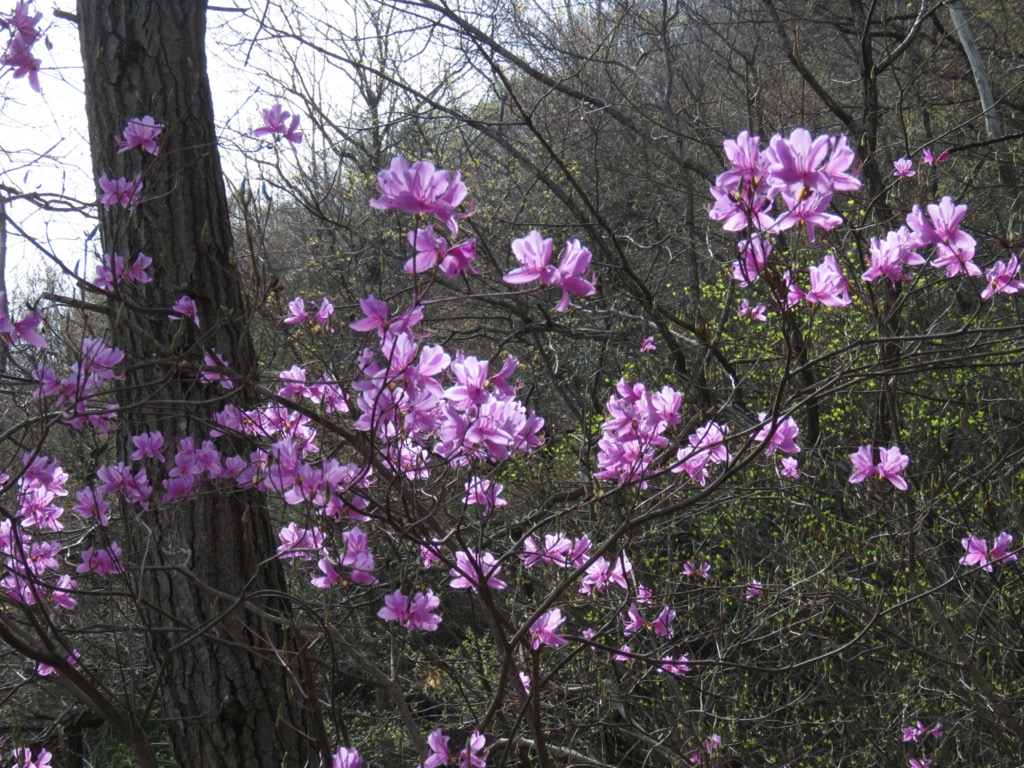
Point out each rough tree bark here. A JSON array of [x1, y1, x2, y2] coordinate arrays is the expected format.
[[76, 2, 320, 766]]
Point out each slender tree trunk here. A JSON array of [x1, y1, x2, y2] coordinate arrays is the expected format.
[[76, 2, 319, 766]]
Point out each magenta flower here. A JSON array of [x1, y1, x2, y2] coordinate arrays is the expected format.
[[906, 197, 979, 277], [908, 760, 932, 768], [780, 456, 800, 478], [458, 731, 487, 768], [745, 580, 764, 599], [503, 230, 558, 286], [862, 229, 925, 286], [331, 747, 362, 768], [253, 103, 302, 147], [98, 173, 143, 210], [731, 235, 772, 286], [876, 446, 910, 490], [349, 294, 424, 338], [0, 291, 46, 348], [283, 297, 309, 325], [802, 257, 851, 309], [552, 238, 597, 311], [200, 349, 233, 389], [981, 254, 1023, 300], [169, 295, 200, 328], [652, 604, 676, 637], [921, 148, 949, 166], [766, 128, 835, 194], [738, 299, 767, 322], [10, 747, 53, 768], [130, 431, 165, 461], [849, 445, 909, 489], [640, 335, 656, 353], [529, 607, 567, 649], [849, 445, 878, 483], [755, 413, 801, 456], [1, 2, 43, 93], [960, 531, 1017, 572], [463, 477, 506, 515], [683, 561, 711, 579], [370, 157, 469, 235], [892, 158, 916, 178], [116, 115, 163, 155], [422, 729, 452, 768], [377, 588, 442, 631], [450, 549, 507, 592], [657, 655, 691, 675]]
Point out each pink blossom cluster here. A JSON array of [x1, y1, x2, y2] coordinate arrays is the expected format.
[[378, 588, 442, 631], [253, 103, 302, 148], [849, 445, 910, 490], [960, 532, 1017, 572], [521, 532, 591, 569], [418, 729, 487, 768], [93, 252, 153, 292], [710, 128, 859, 247], [502, 230, 596, 312], [284, 296, 334, 327], [594, 378, 682, 487], [370, 157, 468, 235], [98, 173, 144, 210], [1, 1, 43, 91], [349, 307, 542, 475], [672, 420, 730, 486], [33, 338, 124, 432]]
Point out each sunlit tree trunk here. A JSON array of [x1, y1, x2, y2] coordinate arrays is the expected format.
[[76, 2, 320, 765]]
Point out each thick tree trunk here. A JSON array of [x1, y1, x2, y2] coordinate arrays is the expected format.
[[76, 2, 319, 766]]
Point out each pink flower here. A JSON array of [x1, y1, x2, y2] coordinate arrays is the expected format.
[[283, 297, 309, 324], [169, 295, 200, 328], [529, 607, 567, 649], [745, 580, 763, 599], [849, 445, 909, 490], [981, 254, 1023, 300], [370, 157, 469, 235], [378, 588, 442, 631], [313, 298, 334, 326], [331, 747, 363, 768], [738, 298, 767, 322], [804, 254, 852, 307], [893, 158, 916, 177], [849, 445, 878, 483], [253, 103, 302, 147], [0, 291, 46, 348], [960, 531, 1017, 572], [684, 561, 711, 579], [755, 413, 801, 456], [10, 747, 52, 768], [98, 173, 143, 210], [657, 655, 691, 675], [422, 729, 452, 768], [780, 456, 800, 478], [116, 115, 163, 155], [450, 549, 507, 592], [130, 431, 165, 461], [463, 477, 506, 515], [876, 446, 910, 491], [504, 230, 557, 286], [458, 731, 487, 768], [640, 336, 656, 353], [200, 349, 233, 389], [908, 760, 932, 768]]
